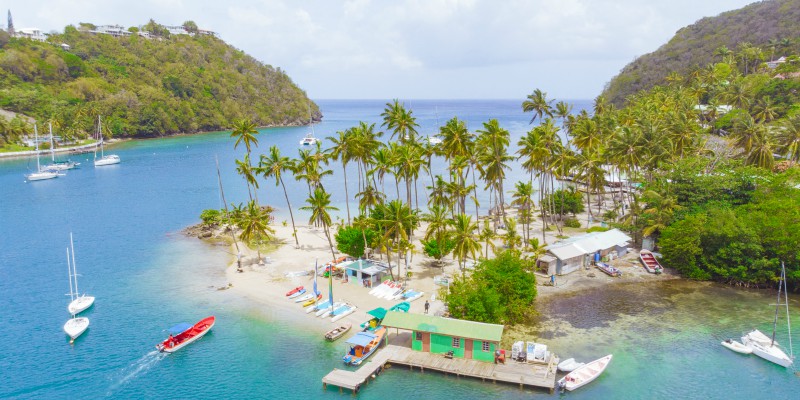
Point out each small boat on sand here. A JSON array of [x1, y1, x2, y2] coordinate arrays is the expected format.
[[558, 354, 612, 392], [639, 250, 663, 274], [369, 280, 391, 296], [325, 323, 352, 341], [302, 293, 323, 307], [594, 262, 622, 277], [308, 299, 332, 314], [156, 316, 215, 353], [288, 288, 307, 299], [721, 339, 753, 354], [318, 302, 344, 318], [285, 286, 304, 297], [330, 304, 357, 322], [389, 301, 410, 313], [294, 292, 315, 303], [557, 358, 586, 372], [343, 326, 387, 365]]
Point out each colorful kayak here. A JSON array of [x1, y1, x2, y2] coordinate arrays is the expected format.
[[302, 293, 323, 307], [156, 316, 215, 353], [288, 288, 307, 299], [285, 286, 304, 297]]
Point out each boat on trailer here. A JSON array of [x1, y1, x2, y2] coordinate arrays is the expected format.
[[558, 354, 612, 391], [639, 250, 663, 274], [156, 316, 215, 353]]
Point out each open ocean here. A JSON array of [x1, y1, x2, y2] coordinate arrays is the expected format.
[[1, 99, 798, 399]]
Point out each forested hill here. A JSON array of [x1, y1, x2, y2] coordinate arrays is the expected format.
[[0, 23, 319, 139], [602, 0, 800, 106]]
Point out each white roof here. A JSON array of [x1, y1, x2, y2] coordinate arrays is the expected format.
[[546, 229, 631, 261]]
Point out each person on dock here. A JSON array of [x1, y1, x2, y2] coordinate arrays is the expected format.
[[424, 300, 430, 314]]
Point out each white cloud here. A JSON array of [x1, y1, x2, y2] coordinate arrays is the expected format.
[[7, 0, 757, 99]]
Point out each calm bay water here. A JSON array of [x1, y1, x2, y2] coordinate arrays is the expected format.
[[1, 99, 798, 399]]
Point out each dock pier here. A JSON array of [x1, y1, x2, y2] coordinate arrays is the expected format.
[[322, 344, 559, 394]]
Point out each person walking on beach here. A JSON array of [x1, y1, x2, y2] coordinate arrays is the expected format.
[[424, 300, 430, 314]]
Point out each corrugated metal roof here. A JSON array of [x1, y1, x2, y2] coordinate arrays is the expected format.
[[381, 311, 503, 342], [546, 229, 631, 261]]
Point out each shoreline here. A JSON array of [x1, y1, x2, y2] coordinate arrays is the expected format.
[[189, 217, 680, 339]]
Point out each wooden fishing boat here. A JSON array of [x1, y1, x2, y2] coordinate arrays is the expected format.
[[156, 316, 215, 353], [594, 262, 622, 277], [558, 354, 612, 391], [639, 250, 663, 274], [721, 339, 753, 354], [343, 326, 387, 365], [288, 288, 307, 299], [325, 323, 352, 341], [285, 286, 304, 297]]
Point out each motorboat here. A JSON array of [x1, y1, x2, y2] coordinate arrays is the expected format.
[[343, 326, 387, 365], [156, 316, 216, 353], [558, 354, 613, 391], [721, 339, 753, 354], [558, 358, 586, 372], [325, 323, 352, 341]]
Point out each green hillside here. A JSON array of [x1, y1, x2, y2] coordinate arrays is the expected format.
[[603, 0, 800, 106], [0, 21, 319, 143]]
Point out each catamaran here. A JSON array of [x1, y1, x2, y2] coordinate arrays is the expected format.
[[94, 116, 120, 166], [741, 262, 794, 368], [66, 233, 95, 315], [299, 106, 319, 146], [42, 122, 79, 171], [26, 124, 58, 181]]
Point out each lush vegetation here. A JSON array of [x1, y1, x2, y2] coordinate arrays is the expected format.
[[0, 20, 317, 146], [443, 251, 537, 325], [603, 0, 800, 105], [334, 225, 377, 259]]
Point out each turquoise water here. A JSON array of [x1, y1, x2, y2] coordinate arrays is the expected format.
[[1, 99, 799, 399]]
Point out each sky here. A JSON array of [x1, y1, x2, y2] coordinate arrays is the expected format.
[[6, 0, 758, 100]]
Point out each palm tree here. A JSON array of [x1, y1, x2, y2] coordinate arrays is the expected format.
[[236, 200, 276, 262], [641, 190, 681, 239], [478, 219, 496, 259], [777, 115, 800, 162], [356, 184, 385, 214], [510, 181, 534, 243], [377, 200, 418, 280], [300, 188, 339, 261], [381, 99, 419, 143], [327, 129, 354, 224], [449, 214, 481, 277], [522, 89, 553, 124], [231, 119, 260, 201], [235, 154, 259, 202], [501, 218, 522, 251], [752, 96, 778, 123], [476, 119, 512, 225], [258, 145, 300, 247]]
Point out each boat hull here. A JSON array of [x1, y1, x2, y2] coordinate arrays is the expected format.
[[742, 335, 793, 367], [721, 339, 753, 354], [343, 327, 387, 366], [558, 354, 612, 391], [27, 171, 58, 181], [325, 323, 352, 341], [94, 155, 120, 166], [64, 317, 90, 340], [68, 295, 95, 315], [157, 316, 215, 353], [331, 306, 356, 322], [639, 250, 663, 274]]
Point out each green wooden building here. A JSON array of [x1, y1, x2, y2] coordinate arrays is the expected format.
[[381, 311, 503, 363]]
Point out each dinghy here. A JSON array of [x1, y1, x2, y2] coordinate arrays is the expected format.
[[557, 358, 586, 372], [558, 354, 612, 392], [721, 339, 753, 354], [156, 316, 215, 353], [325, 323, 352, 341]]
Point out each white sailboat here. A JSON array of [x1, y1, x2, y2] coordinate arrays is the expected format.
[[94, 116, 120, 166], [299, 106, 319, 146], [741, 262, 794, 368], [42, 122, 79, 171], [25, 124, 58, 181], [66, 233, 95, 315], [63, 243, 89, 343]]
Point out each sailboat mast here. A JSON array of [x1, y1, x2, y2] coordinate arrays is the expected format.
[[771, 263, 783, 346], [70, 233, 79, 296], [66, 247, 75, 302], [99, 116, 104, 158], [34, 124, 41, 171], [782, 262, 793, 359], [49, 122, 55, 162], [215, 156, 240, 255]]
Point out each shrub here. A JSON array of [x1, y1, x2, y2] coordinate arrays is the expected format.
[[334, 226, 377, 258], [563, 218, 581, 228]]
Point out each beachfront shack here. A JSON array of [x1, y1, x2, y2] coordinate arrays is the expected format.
[[342, 259, 389, 287], [538, 228, 631, 275], [381, 312, 503, 363]]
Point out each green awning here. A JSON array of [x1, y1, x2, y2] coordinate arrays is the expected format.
[[367, 307, 387, 320]]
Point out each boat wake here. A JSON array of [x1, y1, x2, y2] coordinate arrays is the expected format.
[[107, 350, 166, 394]]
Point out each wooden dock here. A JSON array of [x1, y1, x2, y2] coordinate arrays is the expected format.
[[322, 344, 558, 394]]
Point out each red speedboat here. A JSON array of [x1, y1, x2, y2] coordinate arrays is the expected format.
[[285, 286, 304, 297], [156, 316, 215, 353]]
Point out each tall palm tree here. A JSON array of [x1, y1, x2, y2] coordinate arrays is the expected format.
[[326, 129, 354, 224], [381, 99, 419, 143], [777, 115, 800, 162], [510, 181, 534, 243], [235, 154, 259, 202], [522, 89, 553, 124], [377, 200, 418, 280], [356, 184, 385, 214], [300, 188, 339, 260], [237, 200, 276, 262], [231, 119, 260, 202], [258, 145, 299, 247], [478, 219, 496, 259], [449, 214, 481, 276], [476, 119, 512, 225]]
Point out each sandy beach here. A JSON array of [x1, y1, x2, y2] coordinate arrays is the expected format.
[[214, 210, 677, 338]]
